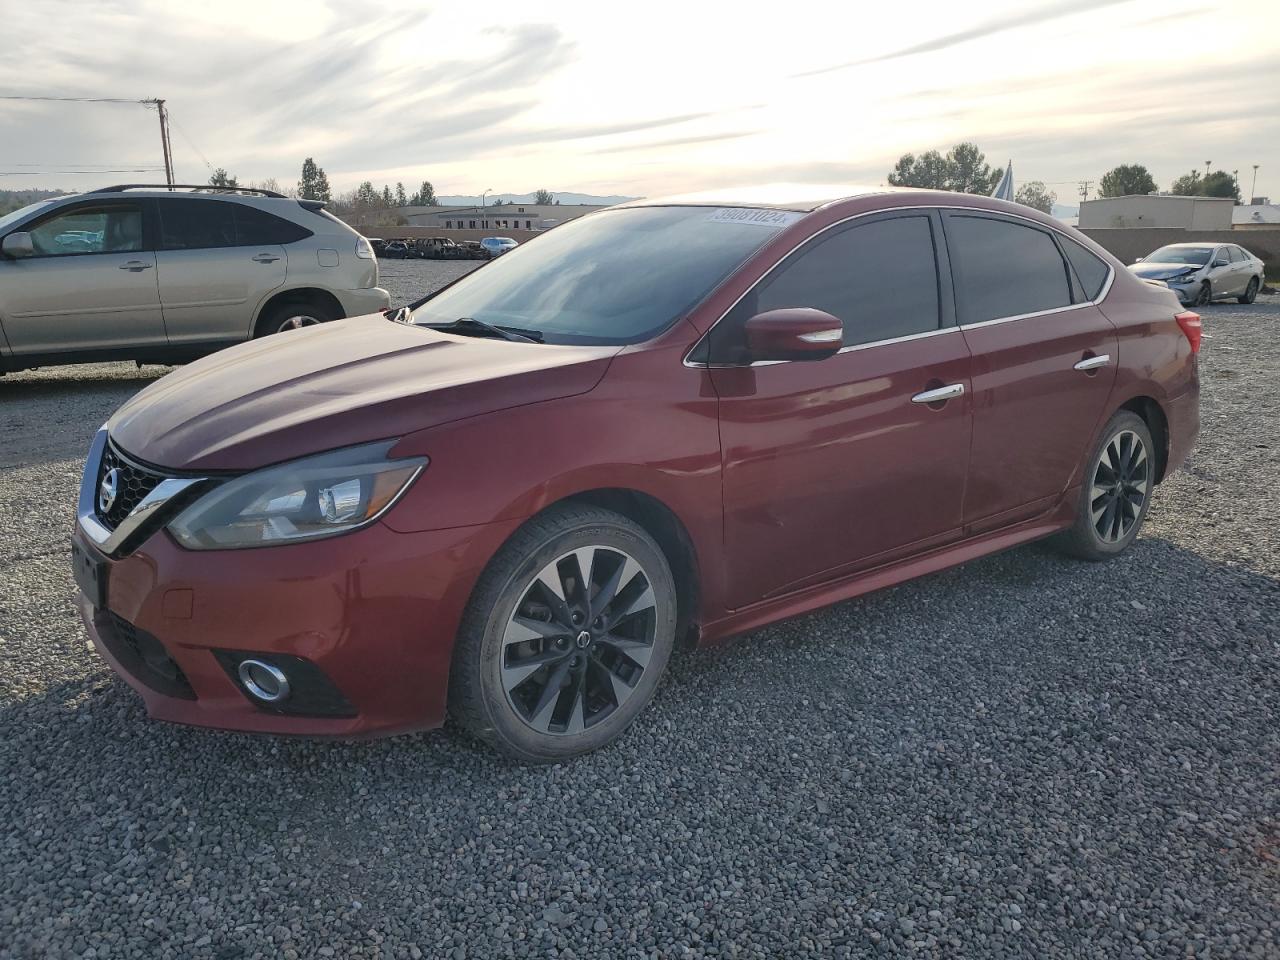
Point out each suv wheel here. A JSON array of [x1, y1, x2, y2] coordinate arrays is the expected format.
[[256, 301, 339, 337], [450, 504, 678, 762], [1238, 277, 1259, 304], [1056, 410, 1154, 561]]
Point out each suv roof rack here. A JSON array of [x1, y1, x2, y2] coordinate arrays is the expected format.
[[90, 184, 287, 198]]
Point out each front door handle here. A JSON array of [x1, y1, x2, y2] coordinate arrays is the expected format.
[[119, 260, 152, 272], [1073, 354, 1111, 371], [252, 253, 281, 263], [911, 383, 965, 404]]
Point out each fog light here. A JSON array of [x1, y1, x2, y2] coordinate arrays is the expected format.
[[237, 659, 290, 703]]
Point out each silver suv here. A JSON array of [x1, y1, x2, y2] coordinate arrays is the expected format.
[[0, 185, 389, 372]]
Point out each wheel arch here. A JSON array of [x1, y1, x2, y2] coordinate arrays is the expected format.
[[548, 487, 703, 648], [253, 287, 346, 336], [1118, 395, 1170, 483]]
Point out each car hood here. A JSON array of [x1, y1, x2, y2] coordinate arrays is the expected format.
[[1129, 262, 1201, 280], [107, 314, 617, 471]]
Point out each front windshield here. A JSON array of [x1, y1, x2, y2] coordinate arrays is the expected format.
[[411, 205, 801, 345], [1145, 246, 1212, 266], [0, 200, 56, 233]]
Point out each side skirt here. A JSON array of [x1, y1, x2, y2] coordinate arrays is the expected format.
[[697, 493, 1077, 645]]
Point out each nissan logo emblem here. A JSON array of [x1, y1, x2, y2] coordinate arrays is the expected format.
[[98, 467, 120, 515]]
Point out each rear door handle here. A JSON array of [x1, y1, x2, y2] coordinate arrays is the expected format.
[[1073, 354, 1111, 371], [119, 260, 152, 272], [252, 253, 281, 263], [911, 383, 965, 404]]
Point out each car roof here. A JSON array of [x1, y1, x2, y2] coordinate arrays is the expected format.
[[1153, 242, 1221, 249], [620, 183, 897, 212]]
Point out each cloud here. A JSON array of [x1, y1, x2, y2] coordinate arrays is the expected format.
[[792, 0, 1137, 77], [593, 130, 760, 154]]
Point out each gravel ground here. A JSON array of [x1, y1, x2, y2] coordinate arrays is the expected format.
[[1, 274, 1277, 959]]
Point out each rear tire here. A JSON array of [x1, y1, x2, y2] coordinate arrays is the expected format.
[[255, 300, 340, 337], [1056, 410, 1155, 561], [449, 504, 678, 763], [1239, 277, 1259, 304]]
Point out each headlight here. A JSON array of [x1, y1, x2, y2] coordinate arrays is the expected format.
[[1165, 271, 1198, 284], [168, 441, 425, 550]]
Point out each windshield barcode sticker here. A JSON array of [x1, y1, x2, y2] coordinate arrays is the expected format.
[[706, 208, 803, 228]]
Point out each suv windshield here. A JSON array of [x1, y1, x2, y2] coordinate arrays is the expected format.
[[1145, 246, 1212, 265], [411, 206, 800, 345]]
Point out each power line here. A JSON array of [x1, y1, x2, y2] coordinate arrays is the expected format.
[[0, 169, 165, 176], [167, 109, 214, 174], [0, 95, 146, 104]]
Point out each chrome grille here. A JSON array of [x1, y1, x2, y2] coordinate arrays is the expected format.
[[95, 443, 167, 530]]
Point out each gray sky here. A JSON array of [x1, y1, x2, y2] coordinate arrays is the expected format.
[[1, 0, 1277, 201]]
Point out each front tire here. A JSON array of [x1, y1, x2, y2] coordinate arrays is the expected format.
[[1238, 277, 1259, 304], [1056, 411, 1155, 561], [449, 504, 678, 762], [1194, 282, 1212, 307]]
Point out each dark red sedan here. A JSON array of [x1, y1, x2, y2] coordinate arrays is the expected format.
[[73, 186, 1200, 761]]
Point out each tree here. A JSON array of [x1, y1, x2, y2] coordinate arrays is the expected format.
[[381, 185, 394, 207], [208, 168, 239, 188], [534, 188, 555, 205], [886, 142, 1000, 194], [1170, 169, 1201, 196], [409, 181, 436, 206], [1015, 181, 1056, 214], [1200, 170, 1241, 201], [490, 197, 503, 206], [298, 157, 331, 202], [1098, 164, 1157, 198], [395, 182, 407, 207]]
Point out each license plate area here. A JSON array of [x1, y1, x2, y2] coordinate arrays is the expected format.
[[71, 536, 108, 609]]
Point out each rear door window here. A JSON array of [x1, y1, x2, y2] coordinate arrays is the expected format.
[[946, 214, 1073, 324], [1060, 237, 1111, 301], [234, 205, 311, 245], [1227, 246, 1246, 263], [158, 199, 237, 250]]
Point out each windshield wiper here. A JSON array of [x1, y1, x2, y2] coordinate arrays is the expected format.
[[421, 317, 543, 343]]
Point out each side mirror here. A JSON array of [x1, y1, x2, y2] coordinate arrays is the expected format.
[[744, 308, 843, 362], [2, 232, 34, 259], [1212, 258, 1228, 268]]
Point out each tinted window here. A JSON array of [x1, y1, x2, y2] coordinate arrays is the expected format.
[[1061, 237, 1111, 300], [412, 206, 795, 345], [1227, 246, 1246, 263], [947, 215, 1072, 323], [744, 215, 939, 349], [234, 205, 310, 245], [27, 204, 143, 256], [159, 199, 237, 250]]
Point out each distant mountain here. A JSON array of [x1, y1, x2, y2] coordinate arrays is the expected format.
[[434, 192, 637, 207]]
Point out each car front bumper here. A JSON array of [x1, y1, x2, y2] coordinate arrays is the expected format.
[[75, 514, 521, 738]]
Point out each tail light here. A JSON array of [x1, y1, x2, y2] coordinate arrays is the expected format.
[[1174, 311, 1202, 354]]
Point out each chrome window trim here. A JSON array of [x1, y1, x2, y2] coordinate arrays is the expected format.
[[683, 203, 1116, 369], [76, 429, 209, 557]]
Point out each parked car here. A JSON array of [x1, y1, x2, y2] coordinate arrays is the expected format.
[[72, 187, 1200, 762], [415, 237, 480, 260], [382, 240, 412, 259], [480, 236, 518, 257], [0, 185, 388, 373], [1128, 242, 1263, 306], [367, 237, 387, 256]]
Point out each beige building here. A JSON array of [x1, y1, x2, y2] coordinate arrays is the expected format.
[[400, 202, 609, 232], [1232, 202, 1280, 230], [1078, 195, 1233, 230]]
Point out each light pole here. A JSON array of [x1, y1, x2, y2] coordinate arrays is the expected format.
[[1252, 165, 1260, 203], [479, 187, 493, 228]]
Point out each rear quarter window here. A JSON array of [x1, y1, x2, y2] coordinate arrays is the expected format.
[[1061, 237, 1111, 301], [234, 206, 312, 245]]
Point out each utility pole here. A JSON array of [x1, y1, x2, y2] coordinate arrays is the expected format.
[[1078, 180, 1091, 204], [143, 98, 175, 186]]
